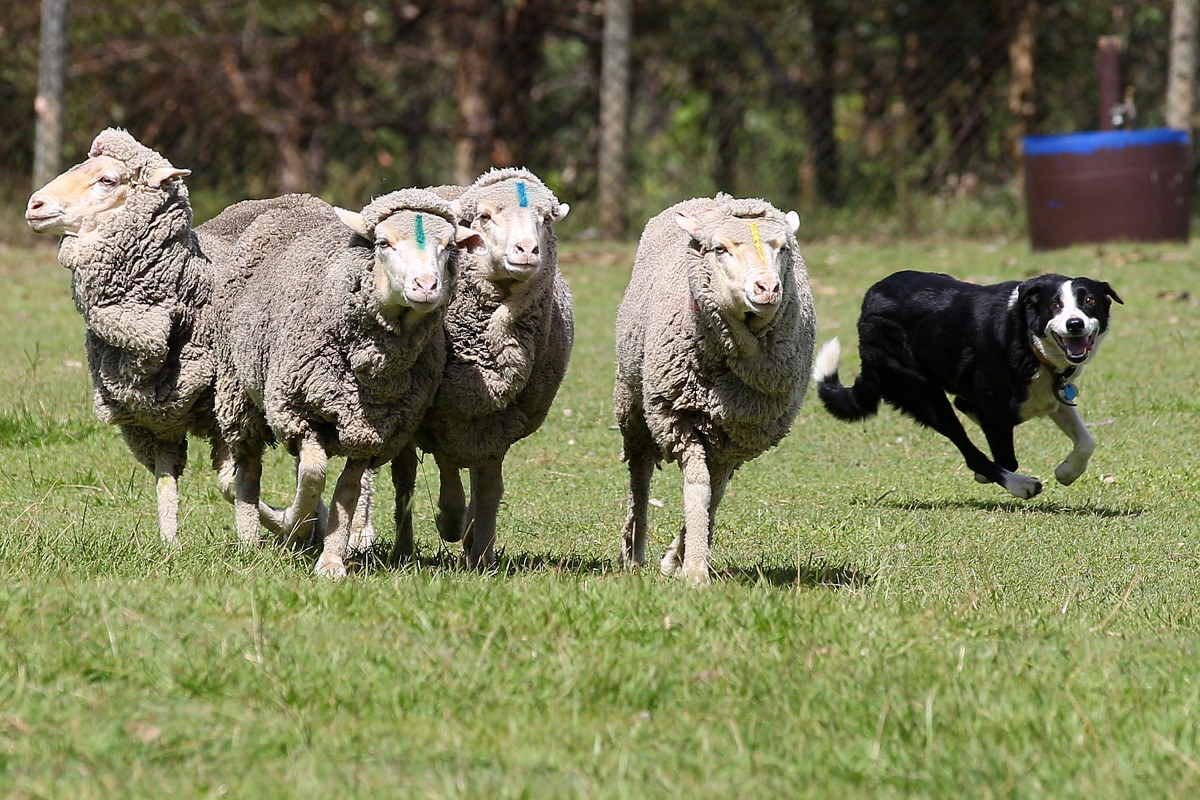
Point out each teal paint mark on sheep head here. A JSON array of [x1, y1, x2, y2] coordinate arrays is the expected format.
[[415, 213, 426, 250], [516, 181, 529, 208]]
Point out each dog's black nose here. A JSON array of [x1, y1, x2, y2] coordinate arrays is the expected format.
[[1066, 317, 1085, 334]]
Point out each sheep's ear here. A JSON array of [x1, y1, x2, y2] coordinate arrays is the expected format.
[[335, 207, 369, 238], [148, 167, 190, 187], [785, 210, 801, 234], [674, 211, 703, 239], [553, 202, 570, 222], [455, 225, 488, 255]]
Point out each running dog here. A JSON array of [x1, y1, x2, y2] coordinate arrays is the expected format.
[[814, 270, 1122, 499]]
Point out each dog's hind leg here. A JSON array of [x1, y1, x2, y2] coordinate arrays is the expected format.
[[1050, 403, 1094, 485], [889, 385, 1042, 499]]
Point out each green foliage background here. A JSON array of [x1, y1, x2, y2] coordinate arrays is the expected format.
[[1, 0, 1181, 236]]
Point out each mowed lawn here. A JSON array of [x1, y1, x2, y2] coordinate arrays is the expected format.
[[1, 229, 1199, 798]]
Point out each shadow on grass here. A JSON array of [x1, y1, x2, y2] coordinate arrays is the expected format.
[[858, 491, 1145, 519], [350, 544, 615, 577], [349, 542, 872, 591], [717, 556, 872, 590]]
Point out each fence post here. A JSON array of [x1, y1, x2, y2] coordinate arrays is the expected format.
[[1097, 36, 1123, 131], [33, 0, 68, 192], [598, 0, 631, 239], [1167, 0, 1198, 135]]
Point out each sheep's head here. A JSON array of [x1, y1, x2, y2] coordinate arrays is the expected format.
[[462, 170, 569, 282], [676, 206, 801, 325], [338, 193, 485, 315], [25, 128, 189, 239]]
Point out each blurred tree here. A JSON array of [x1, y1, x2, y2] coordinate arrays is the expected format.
[[441, 0, 555, 184]]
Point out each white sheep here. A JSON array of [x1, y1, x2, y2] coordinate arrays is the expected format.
[[24, 128, 226, 544], [614, 194, 816, 585], [371, 168, 573, 571], [213, 189, 484, 577]]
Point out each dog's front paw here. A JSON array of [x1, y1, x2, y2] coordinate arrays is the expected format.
[[1002, 472, 1043, 499], [1055, 457, 1088, 486], [1056, 453, 1094, 484]]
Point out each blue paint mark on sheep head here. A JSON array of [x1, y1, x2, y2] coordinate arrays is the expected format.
[[415, 213, 426, 250], [516, 181, 529, 208]]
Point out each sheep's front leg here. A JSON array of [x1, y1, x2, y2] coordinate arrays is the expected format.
[[347, 468, 378, 554], [389, 445, 419, 566], [677, 443, 713, 586], [264, 433, 328, 546], [153, 442, 186, 545], [212, 437, 236, 504], [435, 454, 467, 543], [661, 461, 729, 582], [315, 458, 369, 578], [465, 459, 504, 572], [1051, 403, 1094, 485], [233, 452, 263, 547], [620, 451, 654, 567]]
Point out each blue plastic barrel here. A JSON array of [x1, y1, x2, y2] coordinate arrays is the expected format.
[[1023, 128, 1189, 250]]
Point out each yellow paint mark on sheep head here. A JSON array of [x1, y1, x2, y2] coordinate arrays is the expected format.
[[749, 221, 765, 263]]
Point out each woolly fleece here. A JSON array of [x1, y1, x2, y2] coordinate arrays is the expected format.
[[415, 168, 574, 466], [614, 193, 816, 470], [58, 128, 217, 469], [214, 189, 460, 466]]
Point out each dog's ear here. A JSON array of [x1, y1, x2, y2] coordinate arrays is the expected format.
[[1015, 277, 1043, 310], [1102, 282, 1124, 305]]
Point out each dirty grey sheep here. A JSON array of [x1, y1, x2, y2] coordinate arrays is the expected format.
[[25, 128, 223, 544], [377, 168, 573, 571], [614, 194, 816, 584], [214, 189, 484, 577]]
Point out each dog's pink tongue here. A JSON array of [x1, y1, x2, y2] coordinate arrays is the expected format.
[[1063, 336, 1090, 356]]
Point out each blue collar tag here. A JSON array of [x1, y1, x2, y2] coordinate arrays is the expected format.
[[1063, 382, 1077, 403]]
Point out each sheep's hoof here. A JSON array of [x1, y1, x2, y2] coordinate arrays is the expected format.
[[680, 564, 711, 586], [435, 513, 464, 543], [659, 551, 681, 577], [314, 554, 348, 579]]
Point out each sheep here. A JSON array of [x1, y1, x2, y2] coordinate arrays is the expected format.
[[213, 188, 485, 577], [614, 194, 816, 585], [24, 128, 226, 544], [377, 168, 573, 571]]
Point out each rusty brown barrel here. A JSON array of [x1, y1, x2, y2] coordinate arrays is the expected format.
[[1023, 128, 1190, 251]]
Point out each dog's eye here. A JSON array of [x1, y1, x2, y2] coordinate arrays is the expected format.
[[1083, 296, 1096, 307], [1050, 300, 1062, 311]]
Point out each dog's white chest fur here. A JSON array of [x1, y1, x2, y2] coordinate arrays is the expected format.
[[1020, 368, 1062, 421]]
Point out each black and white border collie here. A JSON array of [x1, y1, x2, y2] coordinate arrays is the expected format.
[[814, 271, 1122, 499]]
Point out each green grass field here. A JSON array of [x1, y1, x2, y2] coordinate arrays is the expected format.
[[2, 230, 1199, 798]]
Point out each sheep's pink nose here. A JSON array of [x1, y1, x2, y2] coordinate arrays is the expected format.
[[413, 274, 439, 294], [509, 238, 541, 265], [752, 276, 781, 304], [26, 193, 52, 216]]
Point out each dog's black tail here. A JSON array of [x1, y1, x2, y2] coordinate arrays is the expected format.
[[813, 338, 881, 422]]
